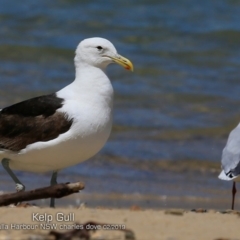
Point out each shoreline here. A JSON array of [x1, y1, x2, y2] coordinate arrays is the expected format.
[[1, 189, 238, 210]]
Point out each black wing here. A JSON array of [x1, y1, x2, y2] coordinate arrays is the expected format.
[[0, 93, 73, 152]]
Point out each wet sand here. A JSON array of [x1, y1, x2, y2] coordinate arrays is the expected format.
[[0, 206, 239, 240]]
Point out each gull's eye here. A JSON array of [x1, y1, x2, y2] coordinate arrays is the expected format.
[[96, 46, 103, 50]]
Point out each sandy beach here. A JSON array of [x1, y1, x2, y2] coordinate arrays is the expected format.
[[0, 206, 239, 240]]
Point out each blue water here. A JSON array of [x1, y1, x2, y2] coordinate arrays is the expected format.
[[0, 0, 240, 208]]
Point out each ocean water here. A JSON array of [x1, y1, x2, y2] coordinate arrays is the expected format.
[[0, 0, 240, 209]]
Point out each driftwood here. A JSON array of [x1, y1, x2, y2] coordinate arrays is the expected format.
[[0, 182, 84, 206]]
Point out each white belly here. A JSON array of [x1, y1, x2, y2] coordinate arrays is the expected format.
[[5, 123, 111, 173], [2, 102, 112, 173]]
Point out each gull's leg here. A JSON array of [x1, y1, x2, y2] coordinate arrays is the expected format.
[[1, 158, 25, 192], [231, 181, 237, 210], [50, 171, 58, 208]]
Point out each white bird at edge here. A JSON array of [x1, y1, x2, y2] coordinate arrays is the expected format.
[[0, 37, 133, 207], [219, 123, 240, 210]]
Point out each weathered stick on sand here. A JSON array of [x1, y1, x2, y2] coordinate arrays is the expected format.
[[0, 182, 85, 206]]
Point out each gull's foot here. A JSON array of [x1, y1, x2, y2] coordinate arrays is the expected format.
[[15, 183, 25, 192]]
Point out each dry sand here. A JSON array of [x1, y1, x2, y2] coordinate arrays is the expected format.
[[0, 206, 239, 240]]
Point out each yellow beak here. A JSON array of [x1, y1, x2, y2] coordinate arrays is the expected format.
[[109, 54, 134, 71]]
